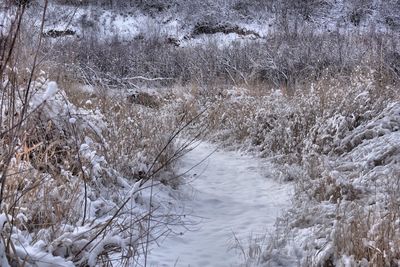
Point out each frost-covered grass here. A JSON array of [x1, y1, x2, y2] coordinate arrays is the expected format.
[[265, 102, 400, 266], [0, 5, 193, 265], [3, 1, 400, 266], [0, 69, 190, 266], [170, 65, 400, 266]]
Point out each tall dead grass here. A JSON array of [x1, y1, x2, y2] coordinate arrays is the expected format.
[[0, 3, 200, 266]]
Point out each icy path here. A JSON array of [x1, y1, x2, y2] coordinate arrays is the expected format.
[[147, 142, 291, 267]]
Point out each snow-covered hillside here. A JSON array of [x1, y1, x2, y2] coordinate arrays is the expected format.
[[28, 0, 400, 47]]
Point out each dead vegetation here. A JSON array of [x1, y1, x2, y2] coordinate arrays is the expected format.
[[1, 0, 400, 266], [166, 57, 400, 266], [191, 22, 260, 37], [0, 2, 194, 266]]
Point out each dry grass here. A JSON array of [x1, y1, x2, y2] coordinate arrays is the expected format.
[[0, 5, 190, 266], [2, 2, 399, 266], [101, 96, 179, 182], [172, 59, 400, 266], [329, 172, 400, 266]]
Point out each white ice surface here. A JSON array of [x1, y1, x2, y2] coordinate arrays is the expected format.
[[147, 142, 292, 267]]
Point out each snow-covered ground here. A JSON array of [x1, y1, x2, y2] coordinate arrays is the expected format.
[[146, 142, 292, 267]]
